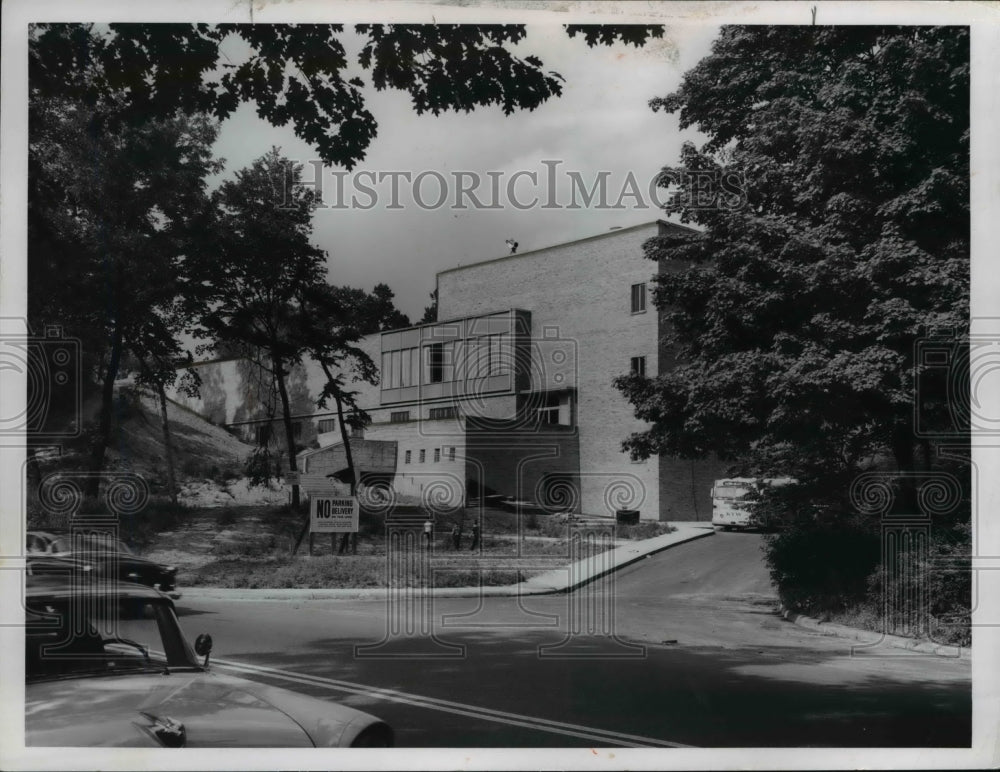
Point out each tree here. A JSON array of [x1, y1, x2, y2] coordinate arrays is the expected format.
[[190, 148, 328, 510], [617, 26, 968, 483], [615, 26, 969, 614], [370, 283, 411, 330], [419, 289, 438, 325], [29, 81, 221, 497], [292, 283, 382, 554], [30, 23, 663, 170]]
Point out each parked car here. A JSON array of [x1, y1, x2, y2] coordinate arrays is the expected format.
[[26, 530, 180, 598], [25, 576, 394, 747]]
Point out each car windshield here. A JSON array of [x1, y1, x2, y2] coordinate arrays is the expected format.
[[714, 485, 750, 500], [26, 595, 198, 681]]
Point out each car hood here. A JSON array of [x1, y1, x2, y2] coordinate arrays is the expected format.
[[26, 669, 370, 747]]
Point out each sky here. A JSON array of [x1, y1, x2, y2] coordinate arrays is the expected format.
[[207, 23, 721, 321]]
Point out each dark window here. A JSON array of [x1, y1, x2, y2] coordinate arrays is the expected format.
[[317, 418, 337, 433], [419, 449, 426, 463], [631, 282, 646, 313], [255, 424, 271, 445], [449, 446, 456, 462], [630, 356, 646, 377], [293, 422, 303, 439], [390, 411, 410, 423], [429, 406, 458, 420], [434, 448, 441, 463], [350, 425, 364, 439], [404, 450, 411, 464], [427, 343, 444, 383]]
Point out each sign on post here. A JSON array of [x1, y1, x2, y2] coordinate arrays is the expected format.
[[311, 496, 359, 533], [285, 472, 300, 486]]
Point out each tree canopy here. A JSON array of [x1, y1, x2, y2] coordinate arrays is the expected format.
[[616, 26, 969, 482], [30, 23, 664, 170]]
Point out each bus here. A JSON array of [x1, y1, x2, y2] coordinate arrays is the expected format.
[[711, 477, 795, 530]]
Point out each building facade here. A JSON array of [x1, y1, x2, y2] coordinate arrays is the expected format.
[[170, 221, 729, 520]]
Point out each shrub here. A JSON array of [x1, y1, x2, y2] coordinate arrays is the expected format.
[[863, 522, 971, 646], [245, 447, 278, 489]]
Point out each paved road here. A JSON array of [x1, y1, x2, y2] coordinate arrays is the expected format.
[[176, 532, 971, 747]]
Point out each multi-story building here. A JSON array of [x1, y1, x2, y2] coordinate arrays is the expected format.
[[170, 220, 729, 520]]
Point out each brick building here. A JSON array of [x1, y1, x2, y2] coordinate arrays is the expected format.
[[170, 220, 729, 520]]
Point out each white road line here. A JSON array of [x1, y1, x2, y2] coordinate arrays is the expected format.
[[213, 657, 692, 748]]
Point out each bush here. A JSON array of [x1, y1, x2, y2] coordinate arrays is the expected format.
[[245, 447, 278, 489], [862, 522, 971, 646], [764, 518, 881, 613]]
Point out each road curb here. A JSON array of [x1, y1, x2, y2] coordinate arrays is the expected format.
[[779, 607, 971, 660], [180, 525, 716, 602]]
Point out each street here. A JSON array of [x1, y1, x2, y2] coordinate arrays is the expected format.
[[175, 532, 971, 747]]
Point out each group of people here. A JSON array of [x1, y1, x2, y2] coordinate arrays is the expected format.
[[423, 519, 479, 550]]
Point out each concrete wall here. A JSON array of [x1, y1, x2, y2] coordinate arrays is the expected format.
[[366, 419, 467, 509]]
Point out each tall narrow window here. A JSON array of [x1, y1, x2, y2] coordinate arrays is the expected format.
[[404, 450, 412, 464], [433, 448, 441, 463], [427, 343, 444, 383], [630, 356, 646, 377], [409, 347, 419, 386], [631, 282, 647, 314], [419, 449, 426, 463], [449, 446, 456, 462], [390, 350, 402, 388]]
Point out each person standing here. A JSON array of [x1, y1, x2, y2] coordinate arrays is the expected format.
[[451, 523, 461, 550], [423, 518, 433, 550], [469, 521, 480, 551]]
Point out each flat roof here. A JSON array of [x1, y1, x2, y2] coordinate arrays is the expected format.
[[436, 219, 699, 279]]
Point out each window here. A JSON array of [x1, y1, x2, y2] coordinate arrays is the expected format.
[[381, 351, 392, 388], [400, 347, 418, 387], [631, 282, 647, 314], [449, 446, 456, 462], [434, 448, 441, 463], [534, 391, 572, 426], [427, 343, 444, 383], [390, 411, 410, 423], [254, 425, 271, 445], [488, 333, 509, 376], [318, 418, 337, 433], [390, 350, 402, 388], [350, 425, 364, 439], [630, 356, 646, 377], [429, 406, 458, 420], [293, 422, 303, 439], [419, 449, 426, 463], [404, 450, 411, 464]]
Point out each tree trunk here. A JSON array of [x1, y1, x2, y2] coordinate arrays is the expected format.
[[87, 321, 123, 501], [890, 421, 917, 514], [326, 366, 356, 497], [157, 381, 179, 505], [328, 364, 357, 557], [272, 351, 300, 510]]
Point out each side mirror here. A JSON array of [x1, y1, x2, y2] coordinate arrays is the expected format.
[[194, 633, 213, 667]]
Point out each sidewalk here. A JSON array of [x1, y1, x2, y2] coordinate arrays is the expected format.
[[780, 607, 971, 660], [180, 522, 716, 602]]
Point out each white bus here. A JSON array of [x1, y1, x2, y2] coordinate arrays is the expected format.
[[711, 477, 795, 530]]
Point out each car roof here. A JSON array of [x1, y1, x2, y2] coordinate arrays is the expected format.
[[25, 575, 168, 602]]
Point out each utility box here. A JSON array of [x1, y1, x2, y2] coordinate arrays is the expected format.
[[616, 509, 640, 525]]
